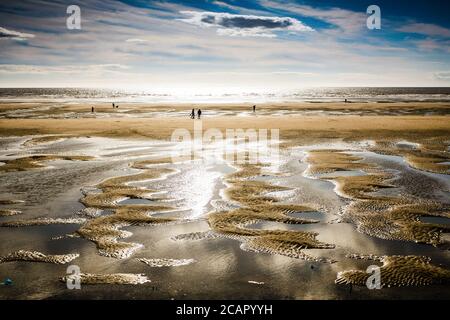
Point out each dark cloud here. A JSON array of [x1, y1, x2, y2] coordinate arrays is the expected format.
[[201, 15, 216, 24], [216, 16, 293, 29], [180, 11, 313, 37]]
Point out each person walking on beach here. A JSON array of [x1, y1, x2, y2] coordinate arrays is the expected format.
[[91, 106, 94, 113], [197, 109, 202, 119], [190, 108, 195, 119], [253, 105, 256, 112], [112, 102, 115, 108]]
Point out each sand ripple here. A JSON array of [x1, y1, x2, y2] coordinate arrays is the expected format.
[[0, 155, 93, 172], [61, 273, 150, 285], [370, 139, 450, 174], [22, 135, 69, 147], [0, 250, 79, 264], [0, 200, 25, 205], [304, 149, 450, 246], [336, 254, 450, 287], [76, 158, 178, 259], [0, 209, 21, 216], [0, 217, 86, 227], [138, 258, 195, 267]]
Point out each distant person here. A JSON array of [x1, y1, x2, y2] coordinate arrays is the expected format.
[[190, 108, 195, 119], [344, 99, 348, 103], [1, 278, 13, 286], [112, 102, 115, 108], [253, 105, 256, 112], [91, 106, 94, 113], [197, 109, 202, 119]]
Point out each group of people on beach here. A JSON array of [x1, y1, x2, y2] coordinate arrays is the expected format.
[[190, 108, 202, 119], [189, 105, 256, 119], [91, 102, 119, 113], [91, 103, 257, 116]]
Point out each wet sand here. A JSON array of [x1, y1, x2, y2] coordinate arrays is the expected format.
[[0, 102, 449, 299], [1, 101, 449, 119], [1, 115, 449, 144]]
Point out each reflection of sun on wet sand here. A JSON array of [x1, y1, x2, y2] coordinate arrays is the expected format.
[[0, 102, 449, 298], [193, 161, 336, 263]]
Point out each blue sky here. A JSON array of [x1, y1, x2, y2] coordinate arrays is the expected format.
[[0, 0, 449, 89]]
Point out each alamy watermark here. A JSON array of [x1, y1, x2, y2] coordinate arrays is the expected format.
[[66, 4, 380, 31], [366, 265, 381, 289], [66, 264, 81, 290], [66, 5, 81, 30], [170, 121, 279, 165], [367, 5, 381, 30]]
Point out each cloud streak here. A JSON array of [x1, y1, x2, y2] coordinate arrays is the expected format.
[[398, 23, 450, 38], [260, 0, 366, 34], [126, 38, 148, 43], [0, 26, 35, 40], [413, 39, 450, 53], [179, 11, 313, 37], [434, 71, 450, 80], [0, 64, 129, 74]]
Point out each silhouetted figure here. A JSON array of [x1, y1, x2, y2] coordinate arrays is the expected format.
[[197, 109, 202, 119], [344, 99, 348, 103], [91, 106, 94, 113], [112, 103, 115, 108], [253, 105, 256, 112], [190, 108, 195, 119]]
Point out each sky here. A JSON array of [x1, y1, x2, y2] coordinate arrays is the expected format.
[[0, 0, 449, 90]]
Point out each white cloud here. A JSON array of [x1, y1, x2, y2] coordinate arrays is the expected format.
[[413, 38, 450, 52], [0, 64, 129, 74], [0, 26, 35, 40], [434, 71, 450, 80], [216, 28, 275, 38], [398, 23, 450, 38], [212, 1, 239, 11], [179, 11, 313, 37], [211, 1, 275, 16], [260, 0, 366, 34], [126, 38, 148, 43]]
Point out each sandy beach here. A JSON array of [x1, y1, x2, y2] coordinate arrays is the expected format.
[[0, 101, 449, 299], [2, 0, 450, 310], [1, 101, 449, 137]]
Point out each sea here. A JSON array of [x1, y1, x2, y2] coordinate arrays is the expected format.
[[0, 87, 449, 103]]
